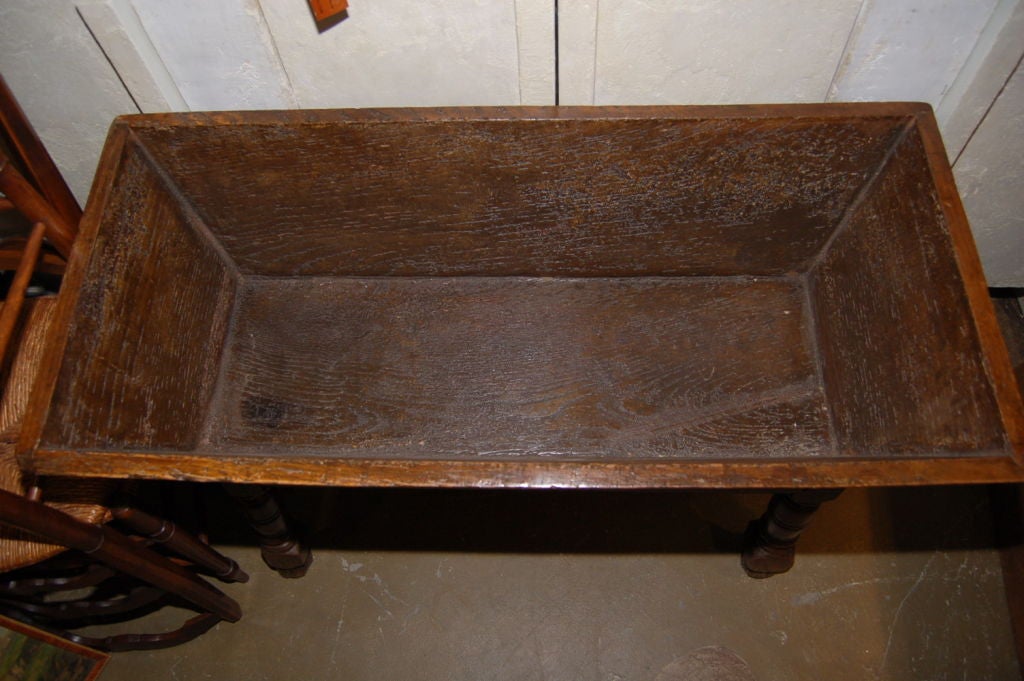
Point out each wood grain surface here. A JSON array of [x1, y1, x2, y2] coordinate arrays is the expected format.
[[202, 276, 828, 460], [39, 139, 236, 451], [135, 115, 901, 277], [810, 126, 1005, 456], [20, 105, 1024, 488]]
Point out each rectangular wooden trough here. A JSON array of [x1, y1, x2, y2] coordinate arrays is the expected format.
[[18, 104, 1024, 488]]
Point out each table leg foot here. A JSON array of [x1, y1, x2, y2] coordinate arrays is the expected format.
[[741, 489, 842, 578], [223, 484, 313, 579]]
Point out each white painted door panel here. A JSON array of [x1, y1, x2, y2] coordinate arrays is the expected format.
[[955, 60, 1024, 287], [828, 0, 1000, 108], [130, 0, 296, 110], [561, 0, 862, 105], [938, 0, 1024, 159], [257, 0, 536, 108]]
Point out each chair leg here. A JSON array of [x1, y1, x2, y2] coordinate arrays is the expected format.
[[741, 489, 843, 578], [222, 484, 312, 578], [0, 486, 248, 651], [110, 505, 249, 583], [0, 488, 241, 623]]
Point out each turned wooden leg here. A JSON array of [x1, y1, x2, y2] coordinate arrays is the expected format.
[[111, 505, 249, 583], [223, 484, 313, 579], [741, 489, 842, 578]]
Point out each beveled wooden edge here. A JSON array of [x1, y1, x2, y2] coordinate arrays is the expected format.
[[25, 449, 1024, 489], [112, 102, 931, 129], [20, 105, 1024, 491], [15, 121, 133, 470], [911, 108, 1024, 464]]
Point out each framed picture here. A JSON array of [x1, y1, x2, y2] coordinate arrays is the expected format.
[[0, 615, 107, 681]]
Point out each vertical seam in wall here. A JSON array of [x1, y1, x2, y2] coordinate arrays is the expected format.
[[824, 0, 869, 101], [952, 49, 1024, 167], [935, 0, 1019, 132], [253, 0, 299, 108], [591, 0, 601, 104], [554, 0, 559, 105], [513, 0, 524, 104], [76, 8, 143, 115]]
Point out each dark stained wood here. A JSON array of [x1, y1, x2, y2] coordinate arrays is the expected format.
[[741, 488, 843, 577], [993, 295, 1024, 385], [0, 488, 240, 623], [0, 152, 75, 258], [205, 276, 827, 460], [0, 487, 242, 651], [18, 122, 131, 473], [110, 504, 249, 583], [37, 137, 236, 452], [913, 111, 1024, 463], [61, 613, 223, 652], [810, 125, 1006, 456], [136, 114, 901, 277], [0, 238, 67, 276], [0, 222, 45, 365], [23, 452, 1024, 489], [222, 484, 312, 578], [18, 104, 1024, 489]]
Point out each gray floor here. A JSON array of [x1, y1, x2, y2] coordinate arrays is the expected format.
[[97, 485, 1019, 680]]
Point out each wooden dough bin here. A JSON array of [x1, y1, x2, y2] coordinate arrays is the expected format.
[[17, 105, 1024, 573]]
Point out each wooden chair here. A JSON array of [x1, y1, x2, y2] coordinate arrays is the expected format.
[[0, 70, 111, 581], [0, 276, 247, 650], [0, 487, 247, 651], [0, 72, 253, 650]]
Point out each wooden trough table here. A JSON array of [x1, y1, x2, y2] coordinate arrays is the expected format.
[[16, 104, 1024, 576]]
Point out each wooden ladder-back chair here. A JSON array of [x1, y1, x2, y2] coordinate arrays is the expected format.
[[0, 73, 252, 650], [0, 70, 109, 576]]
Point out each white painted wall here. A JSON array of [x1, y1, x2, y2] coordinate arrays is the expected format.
[[938, 0, 1024, 159], [258, 0, 526, 108], [0, 0, 1021, 284], [828, 0, 1001, 107], [0, 0, 138, 201], [956, 59, 1024, 287], [131, 0, 295, 110], [573, 0, 864, 105]]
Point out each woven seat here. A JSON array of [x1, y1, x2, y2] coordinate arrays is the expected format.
[[0, 292, 113, 574], [0, 72, 110, 573]]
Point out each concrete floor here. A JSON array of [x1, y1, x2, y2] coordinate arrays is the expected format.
[[91, 484, 1019, 680]]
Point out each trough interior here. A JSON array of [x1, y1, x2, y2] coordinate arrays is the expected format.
[[39, 113, 1008, 461]]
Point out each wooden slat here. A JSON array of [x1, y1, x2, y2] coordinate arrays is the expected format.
[[0, 73, 82, 228], [26, 450, 1024, 489], [0, 222, 46, 366], [0, 238, 66, 276], [0, 152, 75, 259], [0, 488, 239, 622]]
